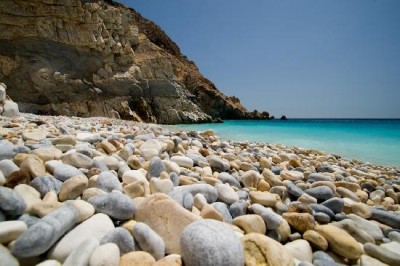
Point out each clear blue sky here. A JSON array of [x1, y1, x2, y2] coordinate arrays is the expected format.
[[121, 0, 400, 118]]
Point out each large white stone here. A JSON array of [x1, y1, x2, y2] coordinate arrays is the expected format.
[[48, 213, 114, 262]]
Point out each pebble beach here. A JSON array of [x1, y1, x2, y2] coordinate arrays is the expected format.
[[1, 113, 400, 266]]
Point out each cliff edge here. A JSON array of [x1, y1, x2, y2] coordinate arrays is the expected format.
[[0, 0, 268, 123]]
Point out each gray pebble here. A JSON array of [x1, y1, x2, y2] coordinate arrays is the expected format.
[[252, 204, 282, 230], [370, 209, 400, 229], [53, 164, 83, 182], [147, 156, 165, 179], [133, 222, 165, 260], [96, 171, 122, 192], [307, 173, 334, 182], [186, 153, 208, 166], [211, 202, 233, 224], [100, 227, 135, 255], [313, 251, 336, 263], [316, 163, 334, 173], [309, 204, 335, 220], [29, 176, 63, 197], [183, 193, 194, 210], [0, 187, 26, 218], [218, 172, 241, 189], [0, 142, 16, 160], [229, 200, 247, 219], [89, 191, 135, 221], [12, 206, 78, 257], [321, 198, 344, 214], [284, 180, 304, 198], [170, 172, 179, 187], [18, 214, 40, 227], [364, 242, 400, 265], [168, 183, 218, 206], [304, 186, 334, 202], [92, 160, 109, 171], [0, 159, 19, 178], [180, 219, 244, 266], [207, 155, 230, 172], [266, 230, 281, 242], [314, 212, 331, 223]]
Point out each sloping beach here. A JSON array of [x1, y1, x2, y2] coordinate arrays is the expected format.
[[1, 113, 400, 265]]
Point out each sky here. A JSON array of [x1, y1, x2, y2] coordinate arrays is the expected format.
[[121, 0, 400, 118]]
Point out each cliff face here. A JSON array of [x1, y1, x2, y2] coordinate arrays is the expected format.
[[0, 0, 267, 123]]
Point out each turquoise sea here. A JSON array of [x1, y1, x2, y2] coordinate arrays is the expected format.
[[167, 119, 400, 168]]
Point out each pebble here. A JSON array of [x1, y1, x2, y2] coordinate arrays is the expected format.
[[284, 239, 313, 263], [0, 244, 19, 266], [333, 219, 375, 244], [304, 186, 334, 202], [48, 213, 114, 262], [64, 199, 95, 223], [59, 174, 88, 201], [0, 187, 26, 218], [22, 129, 47, 141], [233, 214, 266, 234], [170, 155, 194, 169], [63, 237, 99, 266], [229, 200, 248, 219], [168, 183, 218, 206], [240, 170, 261, 188], [249, 191, 276, 207], [96, 171, 123, 192], [53, 164, 83, 181], [149, 177, 173, 194], [251, 204, 282, 230], [133, 222, 165, 260], [364, 242, 400, 265], [148, 156, 165, 178], [282, 212, 316, 233], [181, 219, 244, 266], [89, 191, 136, 220], [303, 230, 328, 251], [0, 143, 16, 160], [14, 183, 41, 212], [120, 251, 156, 266], [62, 152, 93, 169], [370, 208, 400, 229], [0, 159, 19, 178], [12, 206, 78, 257], [135, 193, 200, 254], [100, 227, 135, 255], [30, 175, 63, 196], [89, 243, 120, 266], [211, 202, 233, 223], [208, 155, 230, 172], [216, 183, 239, 204], [316, 224, 363, 260], [0, 220, 27, 244], [321, 197, 344, 213], [241, 233, 294, 266]]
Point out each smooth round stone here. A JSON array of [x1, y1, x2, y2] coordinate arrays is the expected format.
[[388, 231, 400, 242], [303, 230, 328, 251], [62, 152, 93, 169], [0, 244, 19, 266], [170, 156, 194, 169], [351, 202, 372, 218], [251, 204, 282, 230], [333, 219, 375, 244], [88, 191, 136, 220], [218, 172, 241, 189], [20, 154, 46, 178], [359, 254, 390, 266], [93, 155, 118, 170], [0, 159, 19, 178], [321, 197, 344, 214], [249, 191, 277, 207], [48, 213, 114, 262], [314, 212, 331, 224], [149, 177, 173, 194], [240, 170, 261, 188], [281, 170, 304, 181], [30, 176, 63, 197], [63, 237, 99, 266], [282, 212, 316, 233], [120, 251, 156, 266], [364, 242, 400, 265], [304, 186, 334, 202], [207, 155, 230, 172], [135, 193, 200, 254], [168, 183, 218, 206], [233, 214, 266, 234], [100, 227, 135, 255], [22, 129, 47, 141], [89, 243, 120, 266], [181, 219, 244, 266], [316, 224, 363, 260], [53, 164, 83, 182], [216, 183, 239, 204], [18, 214, 40, 227], [133, 222, 165, 260], [241, 233, 294, 266], [0, 187, 26, 218], [36, 260, 62, 266], [52, 135, 77, 146], [163, 160, 181, 175], [307, 173, 334, 182], [96, 171, 122, 192], [229, 200, 248, 219], [284, 239, 313, 263], [14, 184, 41, 212], [0, 143, 16, 160], [211, 202, 233, 224], [147, 156, 165, 178], [122, 170, 147, 184], [76, 133, 100, 144], [124, 180, 149, 198], [309, 204, 335, 220], [32, 146, 62, 161], [0, 221, 28, 244], [12, 206, 79, 258], [59, 175, 88, 201], [64, 199, 95, 223], [370, 208, 400, 230]]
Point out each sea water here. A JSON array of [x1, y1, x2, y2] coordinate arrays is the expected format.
[[167, 119, 400, 168]]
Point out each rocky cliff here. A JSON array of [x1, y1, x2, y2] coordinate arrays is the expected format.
[[0, 0, 268, 124]]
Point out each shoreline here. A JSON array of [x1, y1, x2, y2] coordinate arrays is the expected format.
[[1, 113, 400, 265]]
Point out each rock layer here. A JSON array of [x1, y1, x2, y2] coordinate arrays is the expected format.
[[0, 0, 267, 123]]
